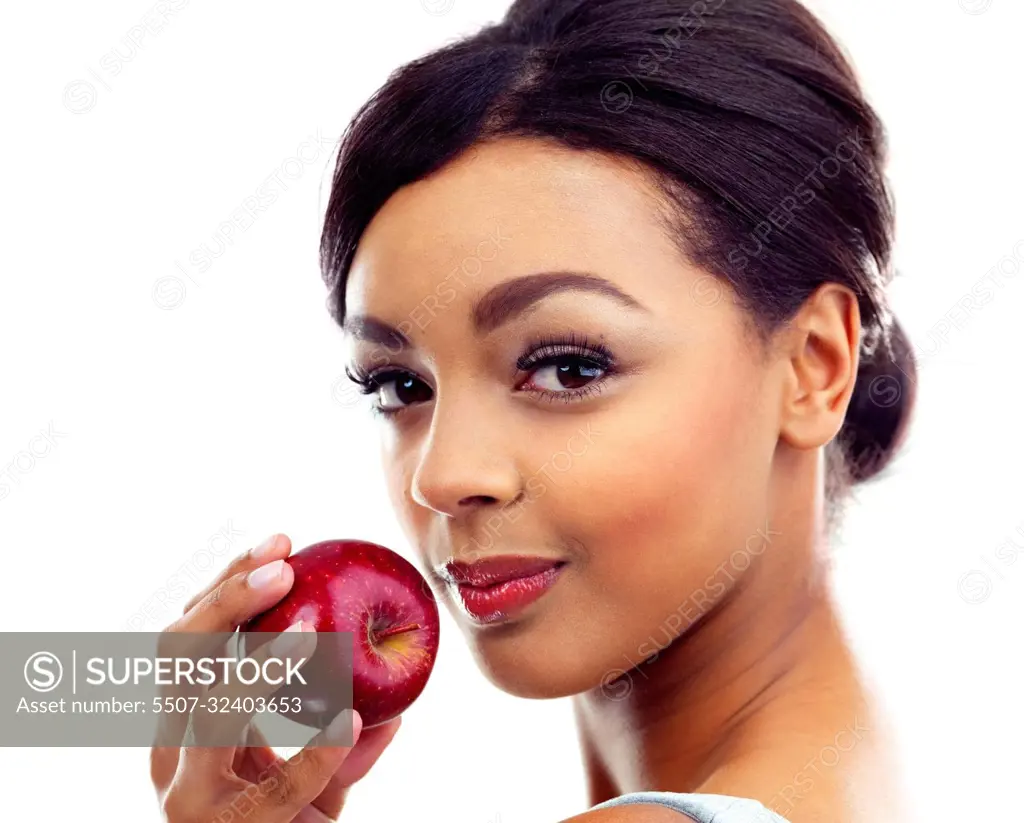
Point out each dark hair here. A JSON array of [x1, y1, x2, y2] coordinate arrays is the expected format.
[[320, 0, 917, 507]]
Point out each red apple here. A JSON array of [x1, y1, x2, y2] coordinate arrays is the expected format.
[[241, 539, 440, 729]]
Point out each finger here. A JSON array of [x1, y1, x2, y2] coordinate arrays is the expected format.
[[181, 533, 292, 616], [230, 722, 274, 778], [174, 623, 317, 781], [236, 716, 401, 818], [330, 715, 401, 784], [236, 724, 284, 783], [206, 624, 317, 745], [311, 715, 402, 819], [150, 647, 217, 753], [158, 534, 294, 671], [212, 622, 316, 711], [251, 709, 364, 823], [169, 557, 295, 638]]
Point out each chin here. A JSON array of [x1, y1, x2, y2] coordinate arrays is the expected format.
[[458, 614, 605, 700]]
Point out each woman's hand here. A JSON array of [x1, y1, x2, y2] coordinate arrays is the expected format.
[[149, 533, 402, 822]]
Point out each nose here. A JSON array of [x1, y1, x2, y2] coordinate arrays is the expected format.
[[409, 396, 523, 518]]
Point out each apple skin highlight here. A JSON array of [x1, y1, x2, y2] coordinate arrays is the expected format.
[[242, 539, 440, 729]]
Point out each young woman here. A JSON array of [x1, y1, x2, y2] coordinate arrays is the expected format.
[[150, 1, 915, 820]]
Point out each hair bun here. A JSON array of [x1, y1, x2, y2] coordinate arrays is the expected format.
[[837, 315, 917, 483]]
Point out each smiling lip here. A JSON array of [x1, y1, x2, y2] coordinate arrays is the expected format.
[[439, 556, 567, 624]]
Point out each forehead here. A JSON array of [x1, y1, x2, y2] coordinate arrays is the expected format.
[[345, 137, 690, 326]]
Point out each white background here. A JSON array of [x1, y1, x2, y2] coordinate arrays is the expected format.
[[1, 1, 1022, 820]]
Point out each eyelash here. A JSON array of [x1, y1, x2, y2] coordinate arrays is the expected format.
[[344, 331, 617, 420]]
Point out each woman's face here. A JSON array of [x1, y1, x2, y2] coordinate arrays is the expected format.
[[343, 137, 784, 699]]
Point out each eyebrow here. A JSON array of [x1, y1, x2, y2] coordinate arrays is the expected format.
[[342, 271, 649, 349]]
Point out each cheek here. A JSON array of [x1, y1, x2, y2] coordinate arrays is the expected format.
[[457, 367, 777, 700], [565, 360, 776, 619], [381, 443, 431, 555]]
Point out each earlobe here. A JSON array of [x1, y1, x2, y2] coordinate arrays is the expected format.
[[778, 284, 862, 451]]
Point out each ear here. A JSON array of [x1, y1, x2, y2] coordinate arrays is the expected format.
[[778, 283, 861, 451]]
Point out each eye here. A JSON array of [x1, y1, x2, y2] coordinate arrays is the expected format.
[[345, 367, 432, 418], [375, 372, 432, 414], [515, 333, 617, 405], [523, 357, 607, 393]]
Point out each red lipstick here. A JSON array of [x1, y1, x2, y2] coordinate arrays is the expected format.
[[439, 556, 567, 624]]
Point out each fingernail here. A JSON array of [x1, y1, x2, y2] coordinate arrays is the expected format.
[[247, 559, 285, 589], [270, 620, 309, 656], [251, 534, 282, 560], [324, 709, 356, 745]]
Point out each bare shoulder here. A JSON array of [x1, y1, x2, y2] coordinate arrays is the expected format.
[[559, 805, 697, 823]]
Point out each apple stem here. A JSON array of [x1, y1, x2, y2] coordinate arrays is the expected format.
[[372, 622, 422, 641]]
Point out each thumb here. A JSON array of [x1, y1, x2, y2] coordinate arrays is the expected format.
[[253, 709, 363, 822]]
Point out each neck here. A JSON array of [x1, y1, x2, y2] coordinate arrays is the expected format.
[[572, 473, 891, 819]]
